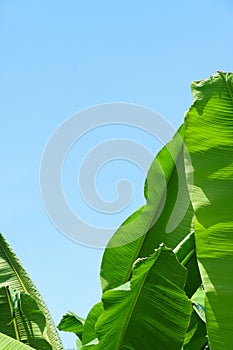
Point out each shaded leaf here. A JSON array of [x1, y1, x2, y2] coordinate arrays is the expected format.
[[183, 308, 207, 350], [173, 230, 201, 298], [0, 233, 63, 349], [0, 286, 52, 349]]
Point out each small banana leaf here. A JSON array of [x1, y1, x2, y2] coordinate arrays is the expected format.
[[58, 311, 84, 339]]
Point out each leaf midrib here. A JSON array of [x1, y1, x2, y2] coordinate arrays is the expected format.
[[5, 286, 20, 341], [114, 254, 157, 349]]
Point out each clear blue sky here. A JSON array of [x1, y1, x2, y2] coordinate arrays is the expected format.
[[1, 1, 233, 348]]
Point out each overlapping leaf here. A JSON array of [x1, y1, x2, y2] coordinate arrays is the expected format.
[[83, 246, 191, 350]]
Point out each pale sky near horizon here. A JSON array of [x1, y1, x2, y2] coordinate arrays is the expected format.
[[1, 1, 233, 348]]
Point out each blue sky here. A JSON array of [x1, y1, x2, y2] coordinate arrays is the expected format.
[[1, 1, 233, 348]]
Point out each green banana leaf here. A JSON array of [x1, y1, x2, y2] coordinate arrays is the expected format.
[[82, 245, 192, 350], [182, 285, 207, 349], [185, 71, 233, 350], [57, 303, 104, 348], [72, 232, 199, 348], [0, 233, 63, 350], [101, 125, 194, 293], [57, 311, 85, 339], [77, 128, 200, 349], [0, 332, 36, 350], [82, 302, 103, 346]]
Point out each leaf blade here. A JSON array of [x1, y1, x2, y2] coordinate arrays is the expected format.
[[58, 311, 84, 339], [185, 71, 233, 350], [91, 246, 192, 350], [101, 126, 194, 293]]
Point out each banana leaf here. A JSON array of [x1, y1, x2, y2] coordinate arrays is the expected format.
[[57, 311, 84, 339], [79, 127, 200, 349], [185, 71, 233, 350], [82, 245, 191, 350], [101, 125, 195, 293], [82, 302, 103, 346], [77, 232, 199, 348], [0, 233, 63, 349]]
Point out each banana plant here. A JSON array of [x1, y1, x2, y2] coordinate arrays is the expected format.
[[0, 71, 231, 349], [59, 72, 233, 350]]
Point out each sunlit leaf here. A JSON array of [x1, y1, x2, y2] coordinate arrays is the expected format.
[[185, 71, 233, 350], [101, 126, 195, 295], [58, 311, 84, 339], [83, 246, 191, 350]]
